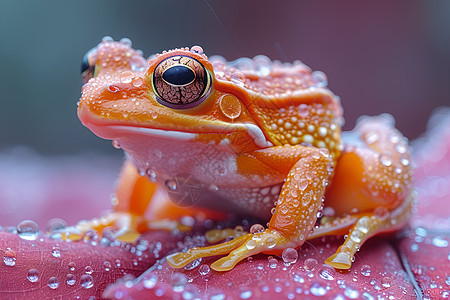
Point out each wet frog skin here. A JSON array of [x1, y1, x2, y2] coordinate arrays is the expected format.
[[77, 37, 414, 271]]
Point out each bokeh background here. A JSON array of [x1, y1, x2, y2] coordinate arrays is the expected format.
[[1, 0, 449, 155]]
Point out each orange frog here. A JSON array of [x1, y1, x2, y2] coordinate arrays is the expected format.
[[77, 37, 414, 271]]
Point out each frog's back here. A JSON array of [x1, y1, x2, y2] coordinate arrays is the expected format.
[[210, 56, 343, 161]]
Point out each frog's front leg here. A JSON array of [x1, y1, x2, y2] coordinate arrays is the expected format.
[[59, 160, 222, 242], [167, 146, 333, 271]]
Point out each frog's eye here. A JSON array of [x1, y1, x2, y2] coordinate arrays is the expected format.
[[81, 48, 98, 84], [152, 55, 211, 109]]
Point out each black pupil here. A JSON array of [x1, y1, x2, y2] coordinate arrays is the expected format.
[[162, 65, 195, 86]]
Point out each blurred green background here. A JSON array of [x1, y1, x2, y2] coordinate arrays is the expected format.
[[1, 0, 449, 155]]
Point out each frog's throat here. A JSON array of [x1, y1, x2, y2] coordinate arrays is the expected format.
[[83, 123, 272, 148]]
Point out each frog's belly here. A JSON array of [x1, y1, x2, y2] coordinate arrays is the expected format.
[[116, 131, 280, 187], [157, 177, 282, 220], [94, 125, 284, 219]]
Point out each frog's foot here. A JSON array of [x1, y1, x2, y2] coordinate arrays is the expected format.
[[50, 212, 139, 242], [167, 228, 296, 271], [53, 212, 192, 243], [314, 191, 414, 269]]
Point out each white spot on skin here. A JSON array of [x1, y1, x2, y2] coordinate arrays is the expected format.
[[271, 185, 281, 195], [319, 127, 327, 137], [303, 134, 314, 144], [260, 187, 270, 195]]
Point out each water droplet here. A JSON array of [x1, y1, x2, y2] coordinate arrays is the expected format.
[[66, 274, 76, 286], [253, 55, 271, 77], [3, 249, 16, 266], [361, 264, 371, 276], [108, 85, 120, 93], [400, 158, 410, 166], [298, 178, 309, 191], [350, 230, 363, 243], [380, 154, 392, 167], [27, 269, 39, 282], [184, 257, 202, 270], [265, 237, 276, 248], [132, 76, 144, 87], [344, 287, 359, 299], [432, 236, 448, 247], [170, 272, 187, 292], [268, 258, 278, 268], [310, 282, 327, 296], [381, 277, 392, 288], [304, 258, 318, 271], [112, 140, 121, 149], [120, 71, 134, 84], [319, 264, 336, 280], [246, 239, 256, 250], [47, 218, 67, 232], [190, 45, 204, 55], [104, 261, 111, 271], [146, 168, 157, 182], [230, 72, 246, 87], [312, 71, 328, 88], [415, 227, 427, 237], [17, 220, 39, 240], [52, 246, 61, 258], [102, 36, 113, 42], [282, 248, 298, 265], [85, 265, 93, 274], [166, 179, 177, 191], [68, 262, 76, 272], [80, 274, 94, 289], [373, 207, 389, 220], [302, 192, 312, 205], [219, 94, 242, 119], [199, 264, 210, 276], [119, 37, 132, 46], [250, 224, 265, 234], [240, 290, 252, 299], [48, 277, 59, 289], [143, 274, 158, 289]]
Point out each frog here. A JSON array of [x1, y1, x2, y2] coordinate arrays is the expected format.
[[77, 37, 414, 271]]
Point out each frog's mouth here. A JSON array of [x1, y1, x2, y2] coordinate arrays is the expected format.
[[78, 108, 272, 148]]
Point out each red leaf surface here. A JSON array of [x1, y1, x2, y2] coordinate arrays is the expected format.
[[1, 108, 449, 299]]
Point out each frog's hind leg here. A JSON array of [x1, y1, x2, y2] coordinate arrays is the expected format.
[[320, 114, 414, 269], [308, 191, 414, 269]]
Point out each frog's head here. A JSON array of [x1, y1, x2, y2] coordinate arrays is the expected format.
[[79, 38, 343, 160], [78, 38, 272, 155]]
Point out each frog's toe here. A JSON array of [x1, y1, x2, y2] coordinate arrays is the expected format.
[[205, 226, 248, 243], [168, 228, 295, 271], [146, 219, 192, 233]]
